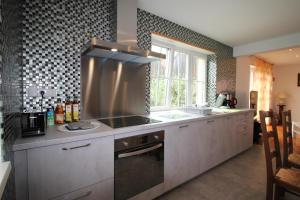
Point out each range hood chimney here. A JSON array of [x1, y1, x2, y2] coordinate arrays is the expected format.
[[81, 0, 165, 64], [116, 0, 138, 46]]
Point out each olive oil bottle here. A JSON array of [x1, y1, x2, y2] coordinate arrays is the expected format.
[[72, 96, 79, 122], [65, 96, 72, 123]]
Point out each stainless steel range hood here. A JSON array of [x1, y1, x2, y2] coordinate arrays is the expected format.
[[81, 38, 165, 64], [81, 0, 165, 64], [80, 0, 165, 120]]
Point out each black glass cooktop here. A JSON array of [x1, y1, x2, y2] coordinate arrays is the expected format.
[[98, 116, 161, 128]]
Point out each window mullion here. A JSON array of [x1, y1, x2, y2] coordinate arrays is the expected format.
[[204, 57, 207, 104], [176, 51, 179, 107], [187, 55, 192, 106], [167, 48, 174, 109], [156, 63, 160, 106]]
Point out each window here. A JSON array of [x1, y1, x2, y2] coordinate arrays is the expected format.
[[150, 40, 207, 110], [249, 62, 273, 116]]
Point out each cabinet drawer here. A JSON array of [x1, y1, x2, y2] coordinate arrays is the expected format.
[[28, 136, 114, 200], [51, 179, 114, 200]]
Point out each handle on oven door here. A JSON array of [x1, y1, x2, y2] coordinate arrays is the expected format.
[[117, 143, 163, 158]]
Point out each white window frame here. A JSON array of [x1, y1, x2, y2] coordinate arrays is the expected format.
[[150, 38, 208, 111]]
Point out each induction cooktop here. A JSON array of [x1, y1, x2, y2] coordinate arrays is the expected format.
[[98, 115, 161, 128]]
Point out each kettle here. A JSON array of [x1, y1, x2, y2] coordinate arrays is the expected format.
[[228, 97, 237, 108]]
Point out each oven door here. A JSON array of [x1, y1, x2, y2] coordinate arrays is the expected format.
[[114, 142, 164, 200]]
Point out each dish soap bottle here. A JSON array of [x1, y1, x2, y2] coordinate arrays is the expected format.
[[65, 96, 72, 123], [55, 98, 64, 124], [72, 96, 79, 122], [47, 107, 55, 126]]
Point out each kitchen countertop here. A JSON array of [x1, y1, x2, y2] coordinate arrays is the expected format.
[[0, 161, 11, 198], [13, 108, 254, 151]]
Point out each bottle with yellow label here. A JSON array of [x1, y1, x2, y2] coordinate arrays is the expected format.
[[72, 96, 79, 122], [65, 96, 72, 123]]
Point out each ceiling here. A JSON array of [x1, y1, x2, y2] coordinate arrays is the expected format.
[[137, 0, 300, 47], [255, 47, 300, 66]]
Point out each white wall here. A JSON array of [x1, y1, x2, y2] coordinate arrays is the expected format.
[[235, 56, 256, 108], [273, 64, 300, 122]]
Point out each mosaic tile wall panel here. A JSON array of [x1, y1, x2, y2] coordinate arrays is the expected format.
[[22, 3, 236, 112], [0, 0, 23, 199], [137, 9, 236, 110], [207, 54, 217, 107], [22, 0, 117, 111]]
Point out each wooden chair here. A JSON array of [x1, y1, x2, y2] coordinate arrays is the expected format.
[[282, 110, 300, 168], [260, 110, 300, 200]]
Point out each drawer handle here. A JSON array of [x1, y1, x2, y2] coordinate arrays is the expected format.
[[71, 191, 92, 200], [207, 120, 215, 123], [179, 125, 189, 128], [62, 143, 91, 151]]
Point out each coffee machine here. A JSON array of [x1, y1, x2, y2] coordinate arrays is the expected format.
[[21, 112, 46, 137], [21, 90, 47, 137]]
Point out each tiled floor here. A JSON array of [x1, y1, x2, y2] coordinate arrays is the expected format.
[[157, 128, 300, 200]]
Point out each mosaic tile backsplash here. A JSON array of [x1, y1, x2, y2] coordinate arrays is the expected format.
[[21, 1, 236, 112], [22, 0, 117, 111]]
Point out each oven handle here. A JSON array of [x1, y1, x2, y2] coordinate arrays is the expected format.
[[117, 143, 163, 158]]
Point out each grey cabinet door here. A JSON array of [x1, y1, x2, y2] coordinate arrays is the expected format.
[[164, 121, 204, 191], [27, 136, 114, 200]]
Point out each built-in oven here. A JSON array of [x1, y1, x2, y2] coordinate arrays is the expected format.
[[114, 131, 164, 200]]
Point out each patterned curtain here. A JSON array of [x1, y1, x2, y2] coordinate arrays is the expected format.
[[250, 57, 273, 119]]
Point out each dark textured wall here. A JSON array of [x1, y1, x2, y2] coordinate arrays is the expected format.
[[137, 9, 236, 108], [22, 0, 117, 111], [0, 0, 23, 115], [0, 0, 23, 199]]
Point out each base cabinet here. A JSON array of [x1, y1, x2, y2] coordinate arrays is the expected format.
[[164, 121, 205, 191], [26, 136, 114, 200], [50, 179, 114, 200], [236, 112, 253, 152], [164, 111, 254, 192], [14, 111, 253, 200]]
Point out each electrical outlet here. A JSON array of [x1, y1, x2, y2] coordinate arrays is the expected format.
[[27, 86, 57, 97]]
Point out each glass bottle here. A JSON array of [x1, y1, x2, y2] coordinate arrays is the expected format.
[[65, 96, 72, 123], [72, 96, 79, 122], [47, 107, 55, 126], [55, 98, 64, 124]]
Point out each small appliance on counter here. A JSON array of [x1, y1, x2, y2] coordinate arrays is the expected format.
[[21, 112, 47, 137], [215, 92, 237, 108], [227, 96, 237, 108]]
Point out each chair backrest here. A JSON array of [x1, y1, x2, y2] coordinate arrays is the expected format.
[[282, 110, 293, 167], [260, 111, 282, 180]]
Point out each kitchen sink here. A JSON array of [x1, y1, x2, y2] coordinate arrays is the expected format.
[[212, 108, 243, 114], [158, 113, 194, 119]]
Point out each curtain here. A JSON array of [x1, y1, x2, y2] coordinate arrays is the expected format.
[[249, 57, 273, 119]]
